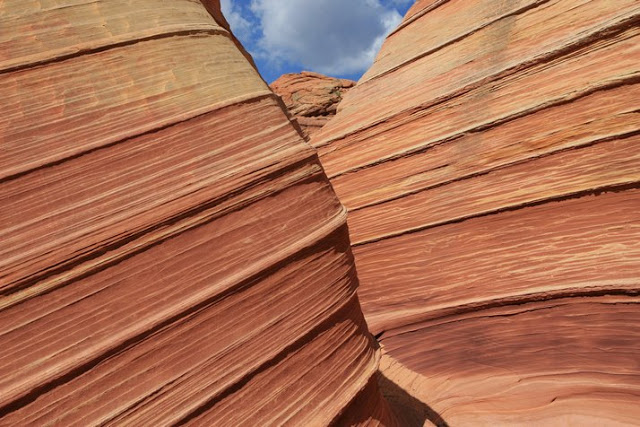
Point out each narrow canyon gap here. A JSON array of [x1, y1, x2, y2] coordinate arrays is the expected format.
[[0, 0, 639, 426]]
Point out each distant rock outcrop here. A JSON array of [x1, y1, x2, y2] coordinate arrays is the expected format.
[[0, 1, 395, 425], [313, 0, 640, 425], [271, 71, 355, 138]]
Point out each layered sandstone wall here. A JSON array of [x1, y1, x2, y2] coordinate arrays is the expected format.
[[0, 1, 395, 425], [313, 0, 640, 425], [271, 72, 355, 138]]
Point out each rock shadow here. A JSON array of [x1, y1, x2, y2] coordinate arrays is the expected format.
[[377, 371, 449, 427]]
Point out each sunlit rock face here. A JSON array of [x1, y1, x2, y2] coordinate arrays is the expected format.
[[0, 1, 397, 425], [271, 71, 356, 138], [313, 0, 640, 425]]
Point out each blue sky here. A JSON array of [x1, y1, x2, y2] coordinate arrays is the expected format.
[[221, 0, 414, 83]]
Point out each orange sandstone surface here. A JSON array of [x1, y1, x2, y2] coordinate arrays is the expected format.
[[312, 0, 640, 425], [0, 1, 396, 425], [271, 72, 356, 138], [1, 0, 640, 425]]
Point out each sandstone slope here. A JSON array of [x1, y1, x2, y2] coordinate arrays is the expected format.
[[0, 1, 396, 425], [312, 0, 640, 425], [271, 71, 355, 138]]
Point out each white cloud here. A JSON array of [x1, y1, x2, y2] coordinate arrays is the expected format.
[[248, 0, 403, 76], [220, 0, 254, 41]]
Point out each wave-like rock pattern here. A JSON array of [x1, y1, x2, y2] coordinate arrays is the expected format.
[[313, 0, 640, 424], [0, 1, 396, 425]]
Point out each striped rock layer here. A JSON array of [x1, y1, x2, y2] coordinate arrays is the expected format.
[[312, 0, 640, 425], [0, 1, 397, 425]]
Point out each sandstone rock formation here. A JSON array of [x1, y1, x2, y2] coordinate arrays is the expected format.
[[271, 72, 355, 138], [313, 0, 640, 425], [0, 1, 396, 425]]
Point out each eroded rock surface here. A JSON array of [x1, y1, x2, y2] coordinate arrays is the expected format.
[[271, 71, 355, 138], [0, 1, 395, 425], [312, 0, 640, 425]]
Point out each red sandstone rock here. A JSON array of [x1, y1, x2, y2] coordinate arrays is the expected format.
[[0, 1, 395, 425], [271, 71, 355, 138], [313, 0, 640, 425]]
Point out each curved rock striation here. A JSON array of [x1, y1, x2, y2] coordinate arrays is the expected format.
[[271, 71, 355, 138], [313, 0, 640, 425], [0, 1, 396, 425]]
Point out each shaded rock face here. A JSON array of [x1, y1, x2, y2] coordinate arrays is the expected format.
[[271, 71, 355, 138], [0, 1, 396, 425], [313, 0, 640, 425]]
